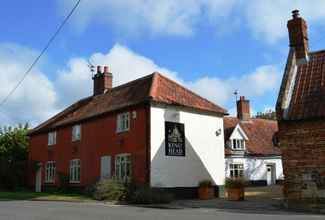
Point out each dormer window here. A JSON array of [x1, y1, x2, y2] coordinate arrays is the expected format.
[[72, 125, 81, 142], [48, 131, 56, 146], [232, 139, 245, 150]]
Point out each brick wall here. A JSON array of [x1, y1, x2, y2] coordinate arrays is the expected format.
[[278, 119, 325, 201], [28, 104, 150, 190]]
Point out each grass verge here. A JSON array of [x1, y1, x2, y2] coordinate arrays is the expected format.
[[0, 191, 93, 202]]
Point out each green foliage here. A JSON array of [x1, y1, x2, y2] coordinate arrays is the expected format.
[[198, 180, 213, 188], [57, 172, 70, 192], [0, 123, 29, 190], [225, 178, 246, 189], [254, 110, 277, 120], [129, 186, 174, 204], [93, 178, 127, 201]]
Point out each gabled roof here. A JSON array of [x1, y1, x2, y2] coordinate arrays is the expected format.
[[30, 72, 227, 135], [278, 50, 325, 120], [224, 117, 280, 156]]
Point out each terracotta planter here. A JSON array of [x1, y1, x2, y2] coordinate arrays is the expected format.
[[198, 187, 214, 200], [226, 188, 244, 201]]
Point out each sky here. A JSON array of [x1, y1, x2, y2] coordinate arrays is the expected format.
[[1, 0, 325, 127]]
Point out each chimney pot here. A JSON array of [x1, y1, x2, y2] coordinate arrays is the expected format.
[[97, 66, 102, 74], [104, 66, 109, 73], [292, 10, 300, 19], [93, 65, 113, 96]]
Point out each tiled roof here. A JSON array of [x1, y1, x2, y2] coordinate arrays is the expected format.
[[224, 117, 281, 156], [287, 50, 325, 120], [30, 72, 226, 134]]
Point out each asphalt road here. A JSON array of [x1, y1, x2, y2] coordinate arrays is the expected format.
[[0, 201, 323, 220]]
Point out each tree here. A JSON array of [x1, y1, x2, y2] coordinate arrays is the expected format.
[[254, 110, 277, 120], [0, 123, 29, 190]]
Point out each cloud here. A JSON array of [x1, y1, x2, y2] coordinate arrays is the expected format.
[[57, 0, 325, 43], [56, 0, 236, 36], [0, 43, 280, 126], [57, 43, 281, 112], [0, 43, 58, 126], [244, 0, 325, 43]]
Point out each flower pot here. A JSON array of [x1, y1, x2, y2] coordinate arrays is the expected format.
[[226, 188, 244, 201], [198, 187, 214, 200]]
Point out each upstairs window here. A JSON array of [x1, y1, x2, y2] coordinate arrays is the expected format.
[[45, 161, 56, 183], [229, 163, 244, 178], [117, 112, 130, 133], [232, 139, 245, 150], [69, 159, 81, 183], [48, 131, 57, 146], [72, 125, 81, 142]]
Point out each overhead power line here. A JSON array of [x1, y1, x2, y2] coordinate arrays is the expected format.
[[0, 0, 82, 108]]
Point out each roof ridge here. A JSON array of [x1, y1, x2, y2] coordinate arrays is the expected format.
[[107, 73, 155, 93], [155, 72, 227, 113]]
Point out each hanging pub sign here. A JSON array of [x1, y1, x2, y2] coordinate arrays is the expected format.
[[165, 121, 185, 156]]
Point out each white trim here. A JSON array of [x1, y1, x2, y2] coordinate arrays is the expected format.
[[45, 161, 56, 183], [72, 124, 81, 142], [69, 159, 81, 183], [229, 124, 248, 140], [116, 112, 130, 133]]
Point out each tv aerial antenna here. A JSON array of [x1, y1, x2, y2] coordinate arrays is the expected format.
[[87, 59, 95, 77], [234, 90, 239, 101]]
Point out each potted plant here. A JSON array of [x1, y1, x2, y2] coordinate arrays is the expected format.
[[225, 178, 245, 201], [198, 180, 214, 200]]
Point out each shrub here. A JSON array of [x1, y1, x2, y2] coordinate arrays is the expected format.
[[130, 186, 174, 204], [225, 178, 246, 189], [93, 178, 127, 201], [57, 172, 69, 192], [198, 180, 213, 188]]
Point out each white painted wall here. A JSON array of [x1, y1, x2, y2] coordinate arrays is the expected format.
[[150, 105, 225, 188], [225, 157, 284, 181]]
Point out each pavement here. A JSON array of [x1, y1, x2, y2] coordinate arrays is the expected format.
[[0, 200, 324, 220]]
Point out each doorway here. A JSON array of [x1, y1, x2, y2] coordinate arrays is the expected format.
[[100, 156, 111, 179], [266, 164, 276, 185], [35, 163, 42, 192]]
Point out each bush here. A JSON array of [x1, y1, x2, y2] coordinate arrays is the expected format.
[[198, 180, 213, 188], [57, 172, 70, 192], [225, 178, 246, 189], [130, 186, 174, 204], [93, 178, 127, 201]]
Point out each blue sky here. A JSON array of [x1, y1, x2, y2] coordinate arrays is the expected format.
[[1, 0, 325, 126]]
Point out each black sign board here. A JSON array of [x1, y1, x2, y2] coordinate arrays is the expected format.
[[165, 121, 185, 156]]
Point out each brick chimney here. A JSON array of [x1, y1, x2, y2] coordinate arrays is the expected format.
[[92, 65, 113, 96], [287, 10, 309, 62], [237, 96, 250, 121]]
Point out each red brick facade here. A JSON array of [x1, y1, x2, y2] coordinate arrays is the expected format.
[[28, 104, 150, 189], [278, 120, 325, 201]]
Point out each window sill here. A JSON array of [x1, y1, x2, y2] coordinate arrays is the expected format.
[[69, 181, 80, 184], [116, 129, 129, 134], [71, 139, 81, 143], [44, 181, 55, 184]]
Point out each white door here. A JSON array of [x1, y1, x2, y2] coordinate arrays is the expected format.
[[35, 164, 42, 192], [266, 164, 276, 185], [100, 156, 111, 179]]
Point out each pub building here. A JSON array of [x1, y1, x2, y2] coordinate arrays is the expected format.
[[28, 67, 227, 197]]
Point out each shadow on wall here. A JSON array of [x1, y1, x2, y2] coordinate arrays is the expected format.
[[151, 138, 215, 188], [246, 159, 267, 180]]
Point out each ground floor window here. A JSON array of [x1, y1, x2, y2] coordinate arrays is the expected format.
[[115, 154, 131, 182], [69, 159, 80, 183], [45, 161, 56, 183], [229, 163, 244, 178]]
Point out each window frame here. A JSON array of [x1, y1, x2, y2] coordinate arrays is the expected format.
[[45, 161, 56, 183], [229, 163, 244, 178], [231, 139, 245, 150], [115, 153, 132, 182], [48, 131, 57, 146], [72, 124, 81, 142], [116, 112, 130, 133], [69, 159, 81, 183]]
